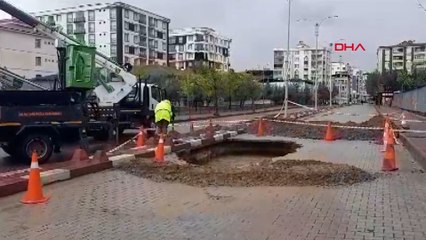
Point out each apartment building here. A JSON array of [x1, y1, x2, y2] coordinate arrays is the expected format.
[[0, 18, 57, 79], [273, 41, 332, 84], [169, 27, 231, 71], [331, 62, 352, 104], [31, 2, 170, 66], [377, 40, 426, 74]]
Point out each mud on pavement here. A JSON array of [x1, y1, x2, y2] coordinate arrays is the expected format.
[[118, 158, 377, 187], [247, 115, 398, 141]]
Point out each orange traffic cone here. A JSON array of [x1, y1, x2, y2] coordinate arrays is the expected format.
[[382, 128, 398, 171], [155, 135, 165, 163], [257, 118, 265, 137], [324, 122, 335, 141], [136, 127, 145, 147], [21, 152, 49, 204], [381, 121, 390, 152]]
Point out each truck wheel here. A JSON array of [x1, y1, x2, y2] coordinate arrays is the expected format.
[[18, 134, 53, 164], [1, 144, 16, 156]]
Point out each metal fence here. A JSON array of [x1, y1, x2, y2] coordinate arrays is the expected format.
[[393, 86, 426, 113]]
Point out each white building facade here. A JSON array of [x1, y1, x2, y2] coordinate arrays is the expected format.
[[377, 40, 426, 74], [273, 41, 332, 84], [331, 62, 352, 104], [169, 27, 231, 71], [31, 2, 170, 66], [0, 19, 57, 78]]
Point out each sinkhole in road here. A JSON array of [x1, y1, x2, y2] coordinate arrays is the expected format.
[[119, 138, 378, 187], [177, 139, 301, 168]]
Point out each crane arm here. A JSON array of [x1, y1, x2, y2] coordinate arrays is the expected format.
[[0, 0, 137, 105]]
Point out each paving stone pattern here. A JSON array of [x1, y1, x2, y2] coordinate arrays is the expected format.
[[306, 105, 378, 124], [1, 105, 426, 240], [0, 141, 426, 239]]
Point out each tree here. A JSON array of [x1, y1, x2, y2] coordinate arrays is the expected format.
[[179, 70, 205, 110], [196, 67, 224, 115], [132, 65, 182, 103], [223, 71, 244, 109]]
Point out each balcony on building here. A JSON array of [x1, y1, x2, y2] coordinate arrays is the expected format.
[[73, 17, 86, 23], [74, 28, 86, 34]]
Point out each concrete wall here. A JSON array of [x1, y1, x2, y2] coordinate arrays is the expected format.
[[393, 86, 426, 113], [0, 28, 57, 78]]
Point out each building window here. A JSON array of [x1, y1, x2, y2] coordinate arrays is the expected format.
[[148, 17, 154, 26], [111, 45, 117, 56], [124, 22, 129, 30], [35, 39, 41, 48], [157, 52, 163, 60], [124, 9, 129, 18], [110, 20, 117, 32], [56, 15, 61, 22], [154, 40, 158, 49], [111, 33, 117, 44], [89, 34, 95, 44], [133, 12, 139, 21], [125, 45, 129, 53], [88, 10, 95, 21], [89, 22, 95, 33], [178, 53, 183, 60], [35, 57, 42, 66], [134, 35, 139, 44], [67, 24, 73, 34], [162, 21, 167, 30], [188, 44, 193, 50], [162, 43, 166, 51], [155, 19, 158, 27], [128, 23, 135, 31], [156, 31, 163, 39], [140, 14, 146, 24], [67, 13, 73, 22], [124, 33, 129, 42], [129, 46, 135, 54], [188, 35, 194, 42], [148, 39, 154, 48], [110, 8, 116, 19], [178, 45, 184, 52]]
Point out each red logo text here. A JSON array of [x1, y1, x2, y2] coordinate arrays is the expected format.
[[334, 43, 366, 52]]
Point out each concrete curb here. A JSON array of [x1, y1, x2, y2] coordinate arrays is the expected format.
[[0, 129, 246, 198]]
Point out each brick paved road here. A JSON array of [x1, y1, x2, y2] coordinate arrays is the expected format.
[[1, 139, 426, 239], [307, 104, 377, 123]]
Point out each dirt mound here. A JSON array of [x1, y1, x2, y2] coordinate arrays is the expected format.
[[248, 115, 392, 141], [118, 159, 377, 187]]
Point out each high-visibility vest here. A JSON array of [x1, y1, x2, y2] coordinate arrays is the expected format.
[[155, 100, 172, 123]]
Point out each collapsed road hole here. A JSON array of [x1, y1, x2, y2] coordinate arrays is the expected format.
[[119, 139, 378, 187], [177, 139, 301, 166]]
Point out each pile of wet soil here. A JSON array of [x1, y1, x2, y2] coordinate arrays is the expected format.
[[118, 158, 377, 187], [248, 115, 395, 141]]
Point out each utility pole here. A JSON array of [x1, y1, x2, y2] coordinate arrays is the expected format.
[[284, 0, 291, 118], [311, 15, 338, 110], [314, 23, 319, 110]]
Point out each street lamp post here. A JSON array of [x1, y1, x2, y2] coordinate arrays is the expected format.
[[284, 0, 292, 118], [313, 15, 338, 110]]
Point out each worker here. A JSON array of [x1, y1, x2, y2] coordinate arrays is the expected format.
[[154, 100, 174, 135]]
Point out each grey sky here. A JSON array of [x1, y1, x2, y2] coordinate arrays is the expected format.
[[1, 0, 426, 72]]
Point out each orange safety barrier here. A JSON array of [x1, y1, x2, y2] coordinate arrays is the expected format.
[[155, 136, 165, 163], [324, 122, 335, 141], [21, 152, 49, 204], [382, 128, 398, 171], [136, 127, 145, 148], [257, 118, 265, 137]]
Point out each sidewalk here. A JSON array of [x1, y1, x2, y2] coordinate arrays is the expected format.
[[376, 105, 426, 169], [175, 105, 285, 122]]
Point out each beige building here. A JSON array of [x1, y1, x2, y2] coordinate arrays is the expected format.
[[0, 18, 57, 78], [377, 40, 426, 74]]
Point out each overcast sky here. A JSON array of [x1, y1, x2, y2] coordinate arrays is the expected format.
[[2, 0, 426, 72]]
